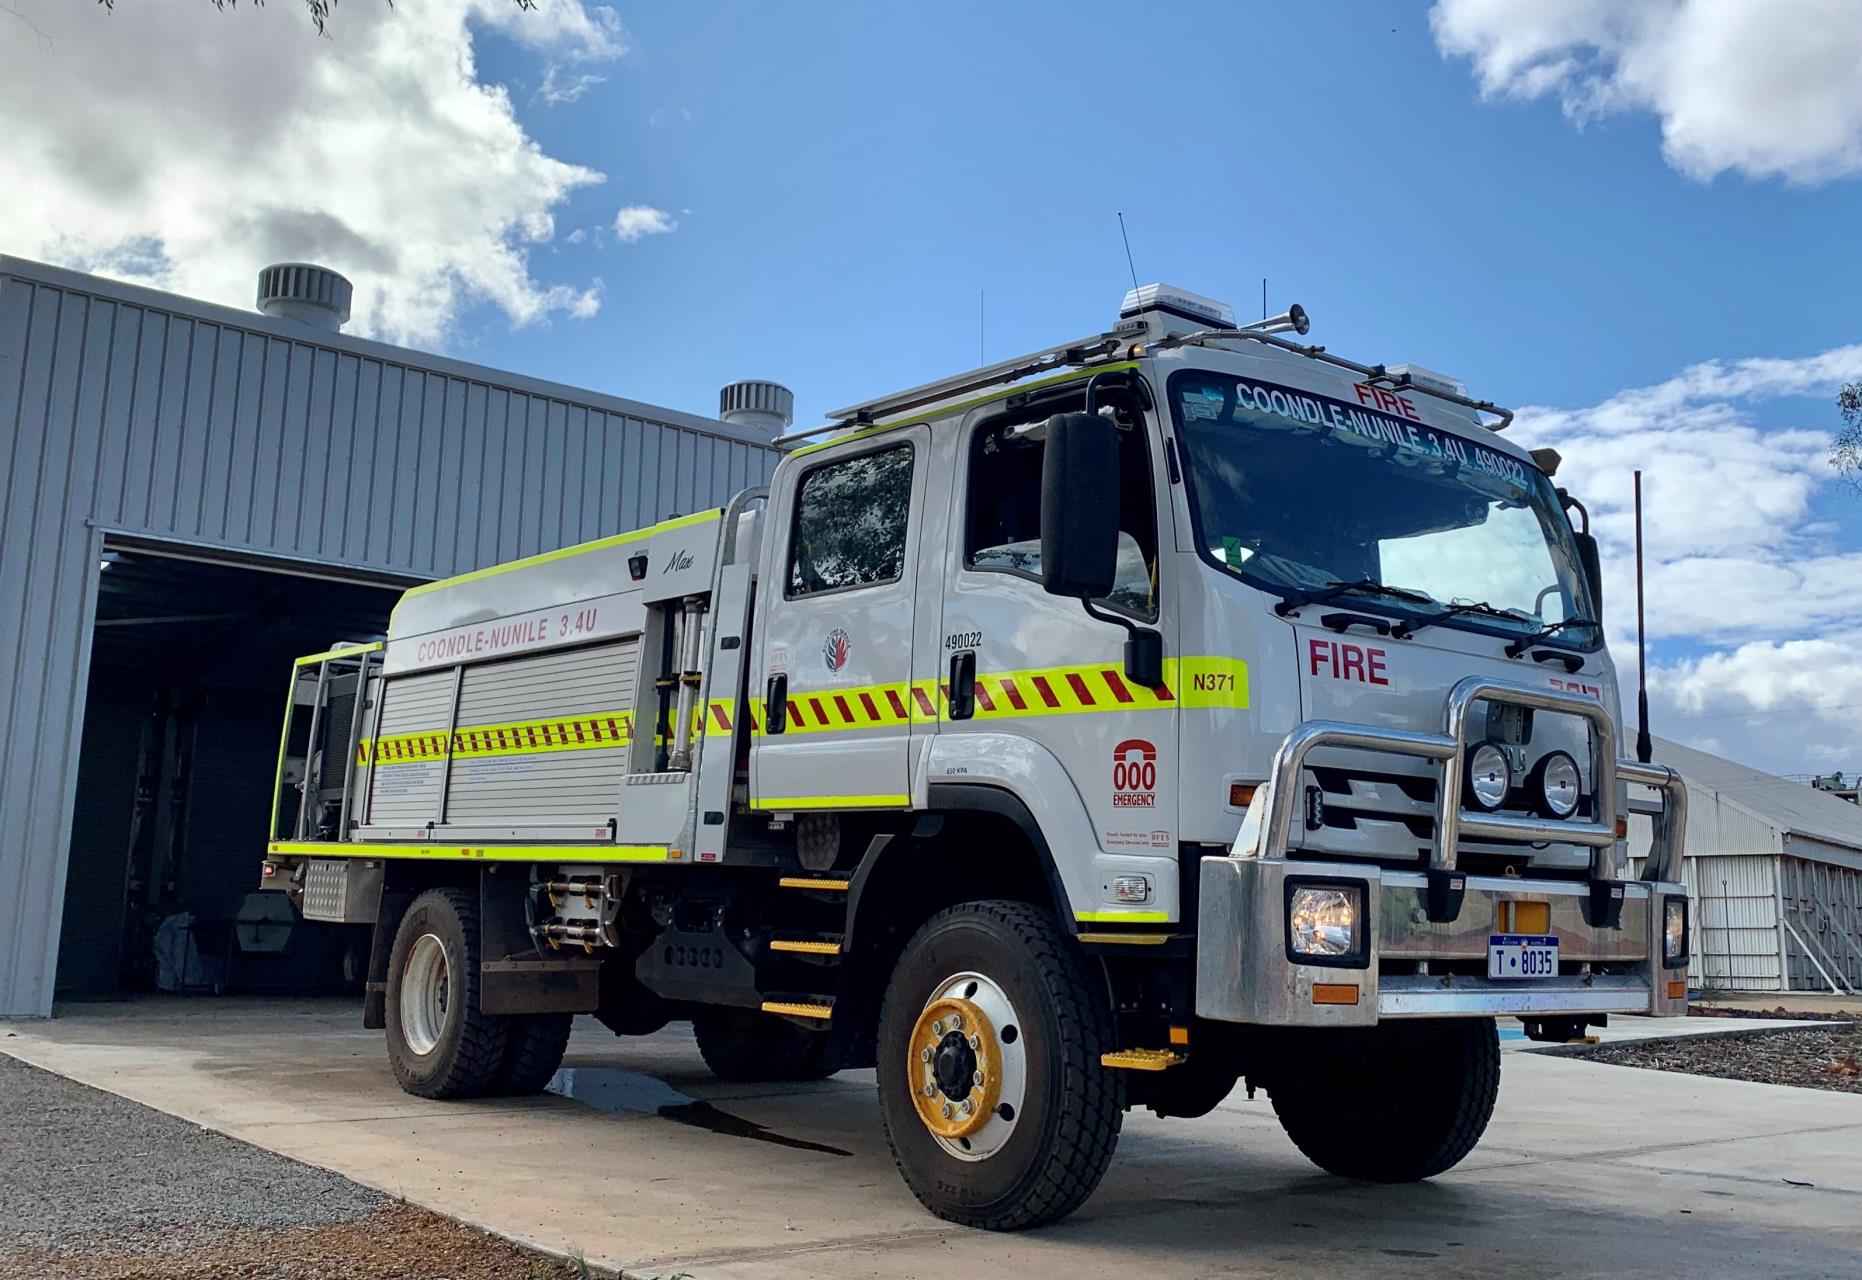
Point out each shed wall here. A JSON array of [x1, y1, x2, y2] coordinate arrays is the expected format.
[[1682, 853, 1784, 992], [0, 260, 778, 1016], [1781, 856, 1862, 992]]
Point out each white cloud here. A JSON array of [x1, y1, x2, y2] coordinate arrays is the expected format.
[[1511, 344, 1862, 772], [0, 0, 630, 345], [612, 205, 678, 242], [1431, 0, 1862, 183], [536, 64, 607, 106]]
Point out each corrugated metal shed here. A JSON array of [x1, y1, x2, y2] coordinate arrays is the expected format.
[[1630, 736, 1862, 993], [0, 256, 780, 1017]]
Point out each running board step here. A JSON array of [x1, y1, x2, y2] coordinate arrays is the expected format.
[[762, 996, 835, 1021], [778, 875, 851, 892], [769, 934, 844, 957], [1100, 1048, 1186, 1071]]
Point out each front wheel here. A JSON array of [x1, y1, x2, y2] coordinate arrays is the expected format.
[[876, 901, 1123, 1230], [1270, 1017, 1499, 1182]]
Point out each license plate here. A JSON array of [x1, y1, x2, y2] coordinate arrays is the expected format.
[[1488, 933, 1558, 979]]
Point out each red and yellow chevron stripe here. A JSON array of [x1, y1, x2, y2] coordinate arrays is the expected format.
[[360, 657, 1246, 767]]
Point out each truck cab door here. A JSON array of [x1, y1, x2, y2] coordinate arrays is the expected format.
[[750, 428, 929, 812]]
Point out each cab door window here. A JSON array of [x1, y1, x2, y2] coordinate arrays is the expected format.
[[787, 444, 914, 597], [963, 414, 1158, 618]]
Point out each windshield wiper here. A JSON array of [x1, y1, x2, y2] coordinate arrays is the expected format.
[[1391, 600, 1528, 639], [1272, 578, 1435, 618], [1505, 617, 1599, 657]]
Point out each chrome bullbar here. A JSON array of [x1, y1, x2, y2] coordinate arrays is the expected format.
[[1197, 677, 1691, 1027]]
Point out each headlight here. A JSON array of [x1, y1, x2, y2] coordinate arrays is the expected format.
[[1530, 750, 1582, 819], [1465, 742, 1512, 811], [1288, 884, 1362, 960], [1663, 896, 1689, 967]]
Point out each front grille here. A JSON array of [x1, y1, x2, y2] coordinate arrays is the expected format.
[[1295, 760, 1596, 877]]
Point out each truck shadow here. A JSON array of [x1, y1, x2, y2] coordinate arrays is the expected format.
[[545, 1065, 853, 1156]]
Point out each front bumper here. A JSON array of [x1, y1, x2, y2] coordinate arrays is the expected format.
[[1195, 677, 1690, 1027]]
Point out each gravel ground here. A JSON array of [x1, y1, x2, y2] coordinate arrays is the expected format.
[[1556, 1022, 1862, 1094], [1692, 1004, 1861, 1022], [0, 1056, 586, 1279]]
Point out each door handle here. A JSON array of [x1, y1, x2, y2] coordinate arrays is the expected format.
[[948, 652, 976, 721], [765, 674, 788, 734]]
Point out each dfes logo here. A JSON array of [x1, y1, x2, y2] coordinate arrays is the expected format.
[[1111, 738, 1157, 808], [822, 628, 851, 673]]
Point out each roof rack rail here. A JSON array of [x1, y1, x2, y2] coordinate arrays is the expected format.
[[1154, 328, 1514, 431], [771, 330, 1127, 448]]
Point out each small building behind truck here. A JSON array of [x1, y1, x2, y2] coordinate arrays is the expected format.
[[265, 283, 1693, 1229]]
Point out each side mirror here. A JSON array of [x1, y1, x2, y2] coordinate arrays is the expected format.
[[1574, 530, 1603, 621], [1039, 412, 1120, 599]]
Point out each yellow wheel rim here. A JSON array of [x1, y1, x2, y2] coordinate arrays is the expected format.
[[907, 995, 1003, 1140]]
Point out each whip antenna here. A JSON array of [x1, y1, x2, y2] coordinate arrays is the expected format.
[[1116, 213, 1140, 291], [1634, 469, 1652, 764]]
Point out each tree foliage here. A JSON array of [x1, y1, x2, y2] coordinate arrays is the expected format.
[[96, 0, 534, 37], [1836, 381, 1862, 493]]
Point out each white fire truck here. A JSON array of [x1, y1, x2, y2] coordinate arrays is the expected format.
[[265, 284, 1690, 1230]]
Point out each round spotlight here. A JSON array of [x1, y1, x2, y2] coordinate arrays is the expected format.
[[1530, 750, 1582, 819], [1466, 742, 1512, 811]]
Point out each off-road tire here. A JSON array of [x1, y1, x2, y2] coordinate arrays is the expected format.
[[1271, 1017, 1499, 1181], [693, 1008, 836, 1082], [490, 1013, 574, 1095], [876, 900, 1123, 1230], [384, 888, 509, 1099]]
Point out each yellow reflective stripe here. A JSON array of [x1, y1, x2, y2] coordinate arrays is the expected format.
[[293, 641, 384, 668], [267, 840, 669, 863], [788, 361, 1143, 458], [736, 656, 1247, 744], [1075, 910, 1172, 923], [360, 710, 634, 766], [749, 794, 911, 811], [397, 509, 723, 602], [352, 655, 1249, 766], [1175, 656, 1249, 709]]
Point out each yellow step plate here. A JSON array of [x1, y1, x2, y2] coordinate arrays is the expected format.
[[778, 876, 851, 891], [762, 1000, 834, 1021], [769, 938, 843, 956], [1100, 1048, 1186, 1072], [1077, 932, 1174, 946]]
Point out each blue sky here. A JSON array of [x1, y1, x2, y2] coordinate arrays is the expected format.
[[5, 0, 1861, 777], [465, 5, 1862, 431]]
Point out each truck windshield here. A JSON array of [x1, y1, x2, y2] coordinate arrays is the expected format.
[[1168, 369, 1598, 646]]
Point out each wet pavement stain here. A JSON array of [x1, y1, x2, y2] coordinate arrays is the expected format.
[[546, 1067, 852, 1156]]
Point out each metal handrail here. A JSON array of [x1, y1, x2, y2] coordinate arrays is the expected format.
[[1242, 677, 1686, 882]]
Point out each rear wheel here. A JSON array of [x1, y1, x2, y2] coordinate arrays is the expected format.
[[384, 888, 509, 1099], [876, 901, 1122, 1230], [491, 1013, 574, 1095], [694, 1007, 836, 1082], [1270, 1017, 1499, 1181]]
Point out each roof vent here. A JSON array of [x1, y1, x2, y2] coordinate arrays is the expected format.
[[256, 262, 353, 332], [719, 379, 794, 437]]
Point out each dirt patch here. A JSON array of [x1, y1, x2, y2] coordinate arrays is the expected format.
[[0, 1056, 591, 1280], [1557, 1023, 1862, 1094], [1691, 1004, 1861, 1022], [0, 1202, 588, 1280]]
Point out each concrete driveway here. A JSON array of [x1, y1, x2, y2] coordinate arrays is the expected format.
[[5, 999, 1861, 1279]]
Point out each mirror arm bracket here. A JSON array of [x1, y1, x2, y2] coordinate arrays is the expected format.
[[1080, 599, 1165, 688]]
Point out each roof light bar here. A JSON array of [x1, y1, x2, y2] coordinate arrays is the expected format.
[[1120, 283, 1237, 329]]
